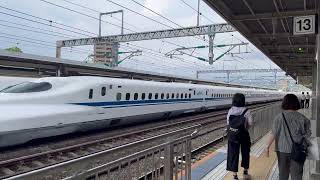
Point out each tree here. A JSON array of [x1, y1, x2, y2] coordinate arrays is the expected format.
[[5, 46, 22, 53]]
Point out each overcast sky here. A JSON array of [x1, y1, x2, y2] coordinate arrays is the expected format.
[[0, 0, 284, 83]]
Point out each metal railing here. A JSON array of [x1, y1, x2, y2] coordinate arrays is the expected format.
[[249, 103, 281, 142], [65, 132, 195, 180]]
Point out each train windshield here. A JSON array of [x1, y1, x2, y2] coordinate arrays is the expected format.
[[0, 82, 52, 93]]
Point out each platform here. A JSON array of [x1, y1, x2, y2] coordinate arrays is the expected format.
[[191, 107, 314, 180]]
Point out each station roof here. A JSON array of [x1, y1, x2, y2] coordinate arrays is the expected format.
[[0, 49, 274, 90], [204, 0, 318, 88]]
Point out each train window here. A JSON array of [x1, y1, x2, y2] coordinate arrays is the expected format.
[[101, 87, 106, 96], [116, 93, 121, 101], [109, 85, 113, 89], [126, 93, 130, 100], [185, 93, 187, 98], [148, 93, 152, 100], [171, 93, 174, 99], [180, 93, 183, 99], [161, 93, 164, 99], [134, 93, 138, 100], [155, 93, 159, 99], [166, 93, 170, 99], [89, 89, 93, 99], [189, 94, 191, 98], [118, 86, 122, 88], [1, 82, 53, 93], [193, 90, 196, 95], [141, 93, 146, 100], [206, 91, 208, 95], [176, 93, 179, 98]]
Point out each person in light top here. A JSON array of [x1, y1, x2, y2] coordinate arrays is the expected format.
[[300, 92, 306, 108], [305, 92, 310, 108], [226, 93, 253, 180]]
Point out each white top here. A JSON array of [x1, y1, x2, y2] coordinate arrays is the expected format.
[[227, 106, 253, 129], [306, 94, 310, 99], [301, 94, 306, 100]]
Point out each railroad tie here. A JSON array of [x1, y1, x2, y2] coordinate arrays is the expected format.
[[32, 160, 44, 167], [0, 167, 15, 175]]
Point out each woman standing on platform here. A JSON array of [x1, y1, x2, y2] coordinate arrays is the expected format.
[[226, 93, 253, 180], [265, 94, 311, 180]]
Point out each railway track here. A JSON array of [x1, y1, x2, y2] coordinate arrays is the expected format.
[[0, 101, 278, 179]]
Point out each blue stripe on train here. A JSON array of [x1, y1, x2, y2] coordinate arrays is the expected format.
[[73, 97, 230, 108]]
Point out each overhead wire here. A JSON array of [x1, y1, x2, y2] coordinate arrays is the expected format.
[[177, 0, 270, 70], [128, 0, 211, 45], [179, 0, 216, 24], [1, 1, 213, 72], [125, 43, 211, 69], [121, 44, 205, 70], [0, 19, 80, 39], [127, 0, 244, 63], [0, 31, 91, 53], [0, 23, 75, 39], [0, 10, 93, 37], [0, 35, 90, 54], [0, 5, 96, 36], [107, 0, 210, 58], [41, 0, 209, 67], [59, 0, 142, 31], [39, 0, 134, 33], [55, 0, 206, 57]]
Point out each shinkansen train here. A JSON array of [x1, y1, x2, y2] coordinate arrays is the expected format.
[[0, 76, 284, 147]]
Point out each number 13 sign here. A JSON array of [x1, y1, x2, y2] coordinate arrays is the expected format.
[[293, 15, 316, 35]]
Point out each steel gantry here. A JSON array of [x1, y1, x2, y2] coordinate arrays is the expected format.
[[56, 23, 235, 65], [196, 68, 284, 83], [165, 42, 249, 64]]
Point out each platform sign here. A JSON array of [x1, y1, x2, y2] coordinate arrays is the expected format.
[[293, 15, 316, 35]]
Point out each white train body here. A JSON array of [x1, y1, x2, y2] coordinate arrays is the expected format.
[[0, 76, 284, 147]]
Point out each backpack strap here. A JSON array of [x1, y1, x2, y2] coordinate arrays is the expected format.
[[241, 108, 248, 116], [282, 113, 295, 143]]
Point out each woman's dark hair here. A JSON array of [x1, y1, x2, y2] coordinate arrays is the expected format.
[[282, 94, 300, 110], [232, 93, 245, 107]]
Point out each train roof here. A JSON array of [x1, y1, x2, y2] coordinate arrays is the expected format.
[[35, 76, 278, 93]]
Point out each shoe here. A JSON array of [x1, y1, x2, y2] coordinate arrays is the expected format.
[[243, 170, 251, 179], [233, 175, 239, 180]]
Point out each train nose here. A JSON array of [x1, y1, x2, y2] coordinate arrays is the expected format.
[[0, 94, 14, 104]]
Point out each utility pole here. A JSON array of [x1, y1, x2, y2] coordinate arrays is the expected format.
[[197, 0, 200, 26]]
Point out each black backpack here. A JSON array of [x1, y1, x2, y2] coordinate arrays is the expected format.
[[227, 109, 248, 142]]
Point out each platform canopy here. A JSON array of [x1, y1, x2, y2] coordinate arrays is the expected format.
[[204, 0, 318, 88]]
